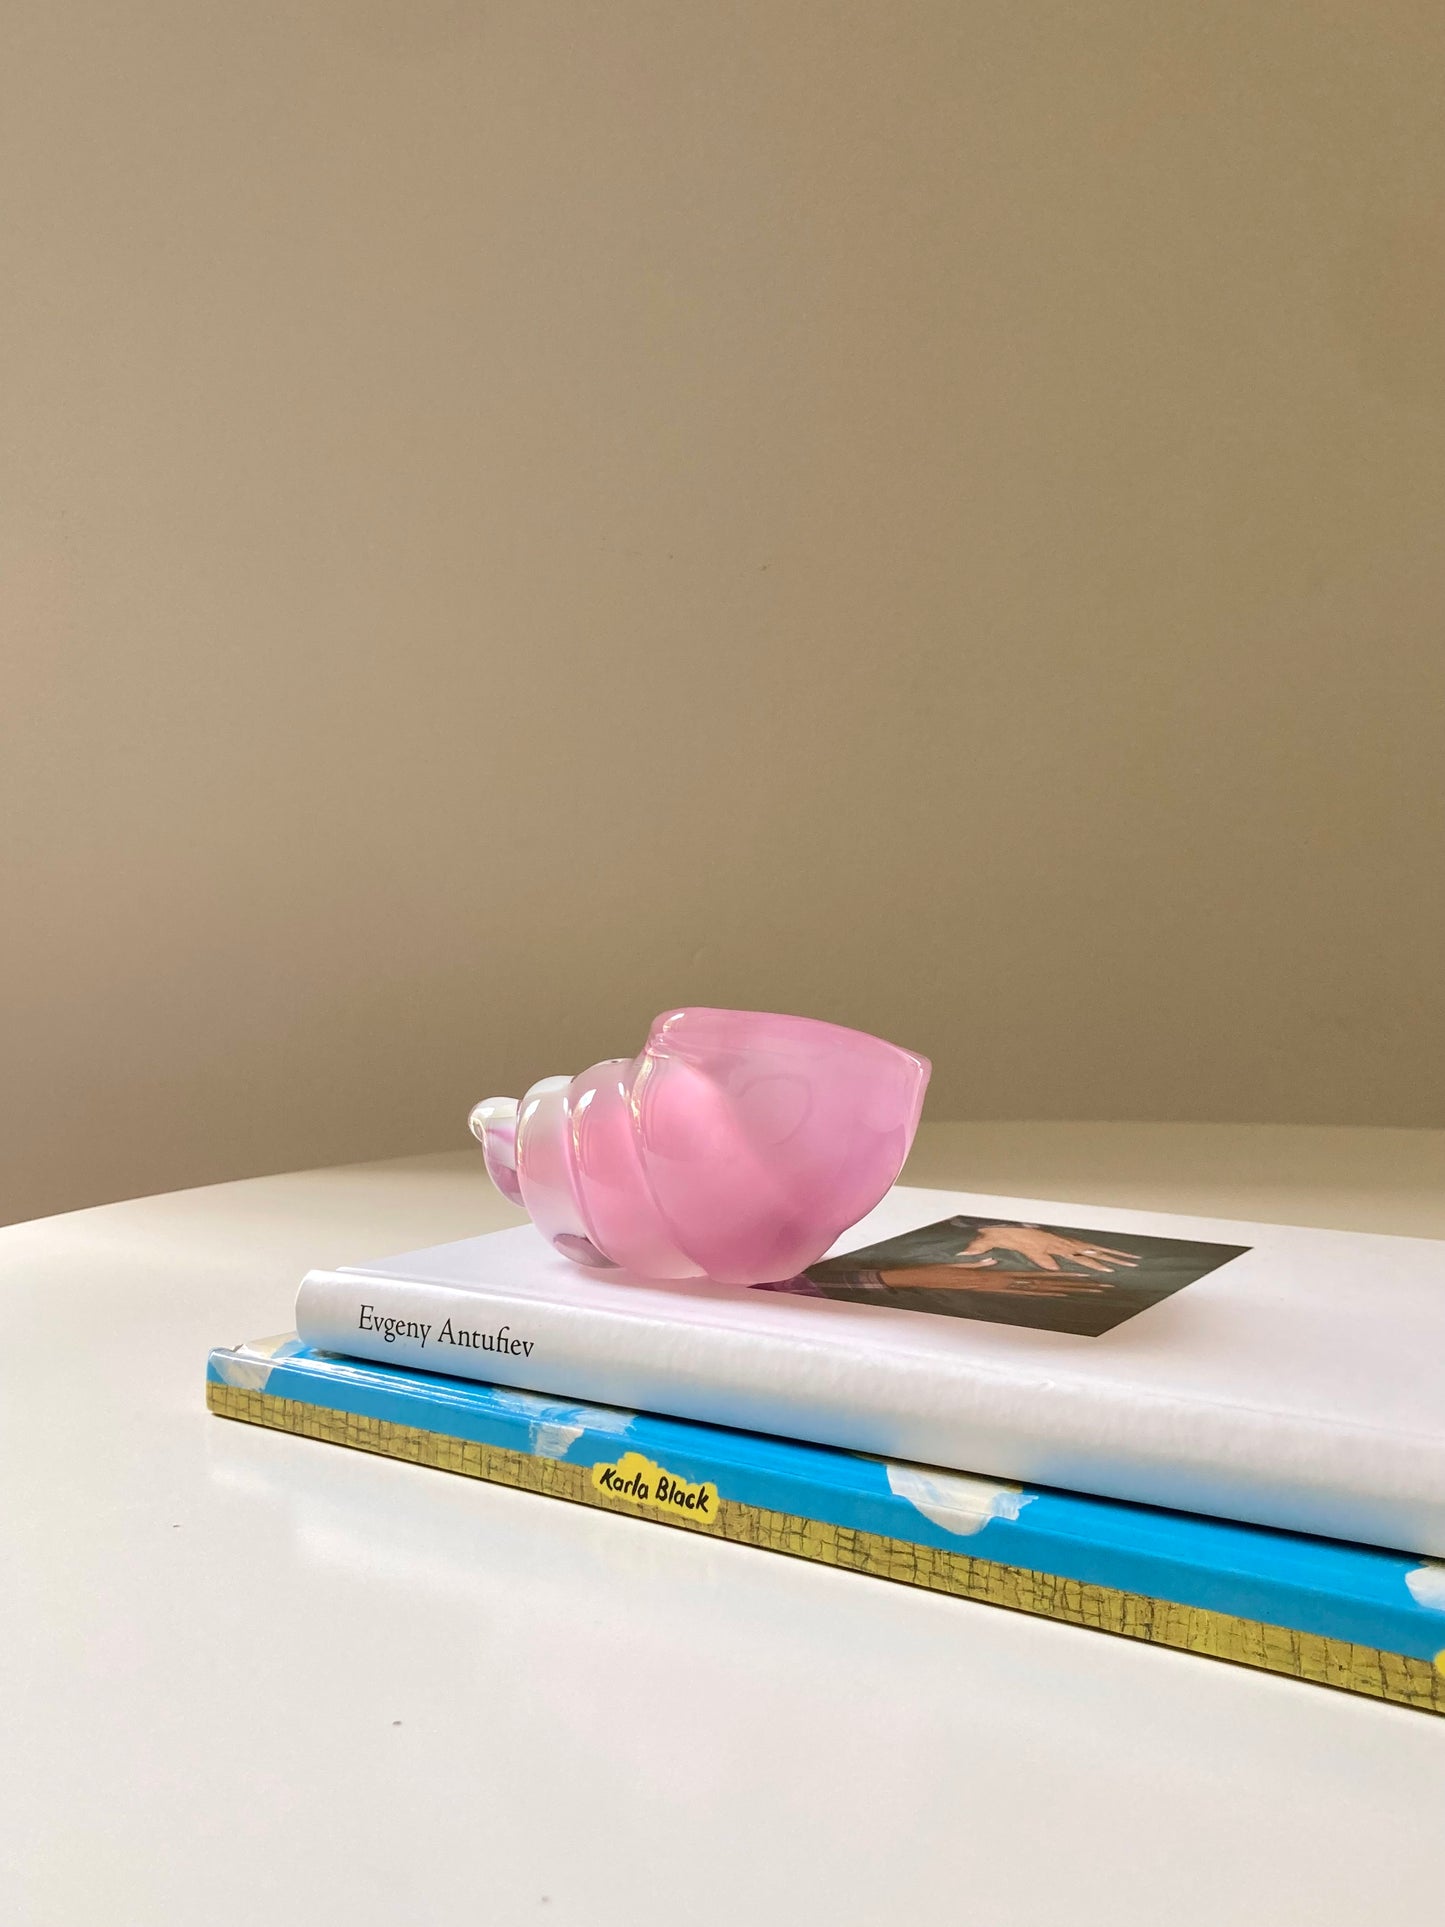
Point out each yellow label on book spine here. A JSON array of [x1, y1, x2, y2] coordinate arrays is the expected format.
[[591, 1451, 718, 1522]]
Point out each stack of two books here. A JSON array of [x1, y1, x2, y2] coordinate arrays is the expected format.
[[208, 1184, 1445, 1714]]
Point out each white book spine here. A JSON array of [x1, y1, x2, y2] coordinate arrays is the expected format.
[[292, 1263, 1444, 1554], [295, 1265, 954, 1457]]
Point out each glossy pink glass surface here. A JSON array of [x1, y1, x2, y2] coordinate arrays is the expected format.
[[468, 1009, 930, 1285]]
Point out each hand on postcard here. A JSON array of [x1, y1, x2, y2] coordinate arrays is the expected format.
[[954, 1226, 1143, 1273]]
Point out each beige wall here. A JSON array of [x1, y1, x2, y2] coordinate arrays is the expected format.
[[3, 3, 1443, 1225]]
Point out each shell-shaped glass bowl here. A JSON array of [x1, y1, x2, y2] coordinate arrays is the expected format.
[[469, 1008, 930, 1286]]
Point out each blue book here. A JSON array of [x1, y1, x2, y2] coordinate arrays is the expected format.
[[207, 1334, 1445, 1716]]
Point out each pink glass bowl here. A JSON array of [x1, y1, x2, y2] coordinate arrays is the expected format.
[[468, 1008, 930, 1286]]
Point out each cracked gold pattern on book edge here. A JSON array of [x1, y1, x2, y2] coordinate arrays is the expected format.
[[207, 1381, 1445, 1714]]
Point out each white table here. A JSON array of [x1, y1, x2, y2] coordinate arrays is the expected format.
[[4, 1124, 1444, 1926]]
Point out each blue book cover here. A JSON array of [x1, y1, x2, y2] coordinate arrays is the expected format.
[[207, 1334, 1445, 1716]]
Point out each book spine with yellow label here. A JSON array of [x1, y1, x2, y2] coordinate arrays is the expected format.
[[207, 1334, 1445, 1716]]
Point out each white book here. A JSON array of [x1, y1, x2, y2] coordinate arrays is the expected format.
[[294, 1183, 1445, 1556]]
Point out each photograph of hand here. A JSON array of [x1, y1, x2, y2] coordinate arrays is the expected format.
[[952, 1226, 1144, 1274], [790, 1213, 1249, 1336]]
